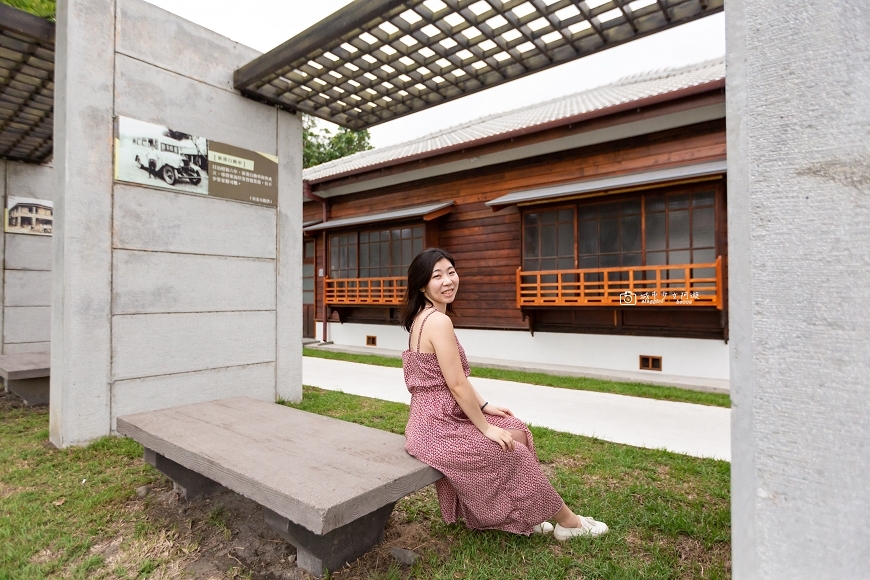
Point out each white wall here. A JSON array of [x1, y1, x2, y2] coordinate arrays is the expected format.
[[0, 160, 54, 355], [319, 321, 729, 380], [51, 0, 302, 446]]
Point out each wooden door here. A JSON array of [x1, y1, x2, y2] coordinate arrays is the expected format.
[[303, 239, 316, 338]]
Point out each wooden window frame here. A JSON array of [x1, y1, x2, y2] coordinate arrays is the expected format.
[[521, 204, 578, 272], [639, 355, 663, 371], [329, 222, 425, 279], [520, 181, 724, 272]]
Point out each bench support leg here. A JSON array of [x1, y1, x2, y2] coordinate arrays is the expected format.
[[5, 377, 50, 406], [143, 448, 227, 501], [264, 502, 396, 577]]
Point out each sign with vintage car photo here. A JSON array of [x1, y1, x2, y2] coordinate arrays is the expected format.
[[5, 196, 53, 236], [113, 116, 277, 207]]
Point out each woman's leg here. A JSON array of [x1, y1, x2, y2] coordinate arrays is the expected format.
[[505, 428, 528, 448], [552, 504, 581, 528]]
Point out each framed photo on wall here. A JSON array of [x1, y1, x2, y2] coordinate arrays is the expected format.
[[5, 196, 53, 236]]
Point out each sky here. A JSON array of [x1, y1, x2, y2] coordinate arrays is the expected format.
[[143, 1, 725, 148]]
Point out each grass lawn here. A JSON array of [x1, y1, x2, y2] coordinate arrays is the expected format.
[[287, 386, 732, 579], [303, 347, 731, 408], [0, 388, 731, 579]]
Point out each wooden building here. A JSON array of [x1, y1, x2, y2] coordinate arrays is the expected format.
[[302, 59, 729, 382]]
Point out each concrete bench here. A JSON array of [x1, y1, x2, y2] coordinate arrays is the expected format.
[[116, 396, 441, 577], [0, 352, 50, 406]]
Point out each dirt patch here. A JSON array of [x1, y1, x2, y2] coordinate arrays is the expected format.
[[622, 527, 730, 579], [77, 479, 451, 579], [674, 534, 731, 580]]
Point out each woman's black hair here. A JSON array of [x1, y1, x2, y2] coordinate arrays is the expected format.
[[400, 247, 457, 331]]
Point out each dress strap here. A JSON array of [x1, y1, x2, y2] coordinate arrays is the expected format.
[[415, 307, 438, 352]]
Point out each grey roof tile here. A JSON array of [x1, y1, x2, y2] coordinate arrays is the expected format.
[[303, 58, 725, 183]]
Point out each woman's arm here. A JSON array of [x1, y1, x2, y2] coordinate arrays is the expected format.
[[425, 313, 515, 451]]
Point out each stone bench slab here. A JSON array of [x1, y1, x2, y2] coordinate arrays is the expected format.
[[0, 353, 50, 406], [116, 397, 441, 575], [0, 352, 50, 381]]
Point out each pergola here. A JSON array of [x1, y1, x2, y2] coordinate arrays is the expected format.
[[234, 0, 723, 129], [0, 3, 54, 164], [0, 0, 723, 162]]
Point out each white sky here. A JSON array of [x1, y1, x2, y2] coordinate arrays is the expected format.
[[144, 1, 725, 148]]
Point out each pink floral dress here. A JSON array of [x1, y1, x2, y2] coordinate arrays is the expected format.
[[402, 308, 564, 535]]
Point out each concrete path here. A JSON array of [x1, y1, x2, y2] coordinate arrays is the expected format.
[[307, 343, 729, 394], [302, 357, 731, 461]]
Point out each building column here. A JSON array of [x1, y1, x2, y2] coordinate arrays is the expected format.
[[50, 0, 116, 446], [276, 110, 303, 402], [727, 0, 870, 577]]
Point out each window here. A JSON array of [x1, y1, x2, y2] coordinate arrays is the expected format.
[[330, 225, 424, 278], [522, 186, 719, 274], [645, 189, 716, 279], [523, 208, 575, 272], [329, 232, 357, 278]]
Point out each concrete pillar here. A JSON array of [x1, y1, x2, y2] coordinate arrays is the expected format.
[[277, 111, 303, 403], [0, 161, 6, 349], [50, 0, 115, 446], [50, 0, 303, 445], [727, 0, 870, 577]]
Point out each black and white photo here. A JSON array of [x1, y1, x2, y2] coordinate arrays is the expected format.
[[115, 116, 209, 195]]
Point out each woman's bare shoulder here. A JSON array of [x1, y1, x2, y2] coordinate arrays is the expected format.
[[424, 310, 454, 332]]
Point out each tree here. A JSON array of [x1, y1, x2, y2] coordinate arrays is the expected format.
[[1, 0, 56, 20], [303, 114, 373, 169]]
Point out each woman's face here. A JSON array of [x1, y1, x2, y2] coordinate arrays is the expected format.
[[422, 257, 459, 310]]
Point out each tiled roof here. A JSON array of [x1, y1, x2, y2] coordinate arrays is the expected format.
[[303, 57, 725, 184]]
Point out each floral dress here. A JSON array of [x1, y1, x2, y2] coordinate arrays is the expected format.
[[402, 308, 564, 534]]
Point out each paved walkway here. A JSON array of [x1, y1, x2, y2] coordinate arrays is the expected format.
[[306, 343, 729, 394], [302, 356, 731, 461]]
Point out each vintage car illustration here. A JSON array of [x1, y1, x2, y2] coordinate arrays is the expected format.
[[133, 136, 203, 186]]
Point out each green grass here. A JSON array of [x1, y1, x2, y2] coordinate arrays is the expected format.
[[0, 389, 730, 579], [303, 347, 731, 408], [285, 386, 732, 579], [0, 404, 162, 579]]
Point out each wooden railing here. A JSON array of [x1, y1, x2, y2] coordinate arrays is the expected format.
[[517, 256, 723, 309], [324, 276, 406, 305]]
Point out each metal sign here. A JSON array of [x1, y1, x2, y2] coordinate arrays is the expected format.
[[113, 116, 278, 207]]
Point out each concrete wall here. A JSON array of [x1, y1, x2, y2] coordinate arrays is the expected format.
[[318, 321, 730, 381], [0, 160, 54, 355], [727, 0, 870, 576], [51, 0, 302, 446]]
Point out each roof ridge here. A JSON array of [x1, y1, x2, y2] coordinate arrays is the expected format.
[[367, 58, 724, 152], [610, 57, 725, 87]]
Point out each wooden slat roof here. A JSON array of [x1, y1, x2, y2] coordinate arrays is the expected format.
[[0, 4, 54, 164], [235, 0, 723, 130]]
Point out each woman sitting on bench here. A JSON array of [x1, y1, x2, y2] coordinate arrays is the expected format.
[[401, 247, 609, 540]]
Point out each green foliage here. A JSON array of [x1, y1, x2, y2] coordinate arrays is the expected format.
[[303, 114, 372, 169], [1, 0, 56, 20]]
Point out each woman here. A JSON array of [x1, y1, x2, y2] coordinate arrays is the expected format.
[[401, 248, 609, 540]]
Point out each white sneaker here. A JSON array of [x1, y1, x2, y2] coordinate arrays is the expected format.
[[532, 522, 554, 535], [554, 516, 609, 540]]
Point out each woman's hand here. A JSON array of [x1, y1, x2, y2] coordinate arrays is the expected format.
[[484, 424, 515, 451], [483, 405, 514, 418]]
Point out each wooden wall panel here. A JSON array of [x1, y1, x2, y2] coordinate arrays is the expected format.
[[313, 121, 727, 336]]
